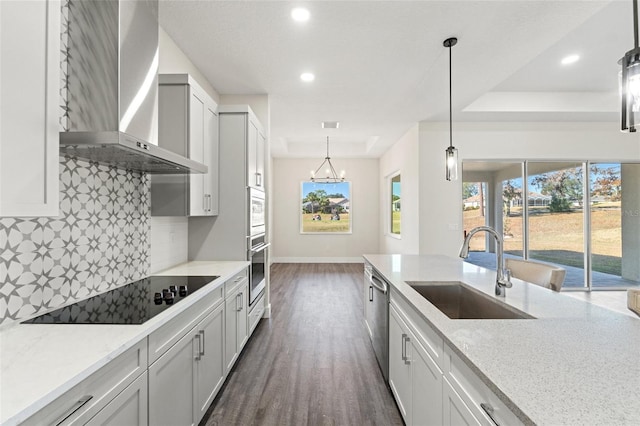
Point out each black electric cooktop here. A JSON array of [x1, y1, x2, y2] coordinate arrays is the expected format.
[[23, 276, 219, 325]]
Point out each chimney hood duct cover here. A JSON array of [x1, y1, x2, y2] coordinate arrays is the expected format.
[[59, 0, 206, 174]]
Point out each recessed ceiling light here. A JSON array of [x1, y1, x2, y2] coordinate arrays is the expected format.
[[561, 54, 580, 65], [300, 72, 315, 82], [291, 8, 310, 22], [322, 121, 339, 129]]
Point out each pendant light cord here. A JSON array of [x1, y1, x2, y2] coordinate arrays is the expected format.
[[448, 43, 453, 149], [634, 0, 639, 48]]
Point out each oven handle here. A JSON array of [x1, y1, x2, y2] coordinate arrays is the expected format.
[[250, 242, 271, 254]]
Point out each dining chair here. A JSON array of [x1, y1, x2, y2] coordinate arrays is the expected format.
[[505, 258, 566, 292]]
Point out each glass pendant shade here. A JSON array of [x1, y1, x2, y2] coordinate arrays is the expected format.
[[445, 145, 458, 181], [620, 48, 640, 132]]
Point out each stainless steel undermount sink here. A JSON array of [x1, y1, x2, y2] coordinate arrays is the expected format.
[[406, 281, 535, 320]]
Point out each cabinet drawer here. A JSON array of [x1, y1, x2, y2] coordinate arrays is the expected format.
[[390, 287, 445, 370], [248, 293, 265, 335], [23, 339, 147, 426], [225, 268, 248, 296], [85, 371, 148, 426], [148, 283, 224, 364], [444, 344, 524, 426]]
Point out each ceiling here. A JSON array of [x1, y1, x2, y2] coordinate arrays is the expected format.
[[159, 0, 634, 158]]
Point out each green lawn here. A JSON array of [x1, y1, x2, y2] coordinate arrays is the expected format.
[[392, 211, 401, 234], [302, 213, 350, 233]]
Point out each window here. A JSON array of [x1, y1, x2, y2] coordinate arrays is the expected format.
[[461, 161, 640, 291], [300, 181, 352, 234], [391, 173, 401, 235]]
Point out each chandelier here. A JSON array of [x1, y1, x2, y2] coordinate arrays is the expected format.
[[310, 136, 345, 183]]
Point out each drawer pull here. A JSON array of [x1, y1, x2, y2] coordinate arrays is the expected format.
[[401, 334, 407, 362], [194, 333, 202, 361], [403, 335, 411, 365], [199, 329, 205, 357], [54, 395, 93, 425], [481, 403, 500, 426]]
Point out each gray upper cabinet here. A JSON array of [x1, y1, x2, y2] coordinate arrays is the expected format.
[[151, 74, 219, 216], [220, 106, 266, 190], [247, 118, 266, 189], [0, 0, 60, 217]]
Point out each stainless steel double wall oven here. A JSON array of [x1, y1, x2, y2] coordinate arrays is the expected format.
[[248, 188, 268, 306]]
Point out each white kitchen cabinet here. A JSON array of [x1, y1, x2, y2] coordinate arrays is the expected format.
[[195, 302, 225, 422], [23, 340, 147, 425], [248, 292, 265, 335], [389, 303, 443, 426], [148, 328, 197, 426], [444, 344, 524, 426], [389, 305, 412, 422], [224, 279, 249, 373], [247, 119, 266, 189], [86, 372, 148, 426], [0, 0, 60, 217], [149, 292, 227, 426], [443, 377, 480, 426], [151, 74, 219, 216]]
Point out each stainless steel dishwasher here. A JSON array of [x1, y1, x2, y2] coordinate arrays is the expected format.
[[364, 263, 389, 381]]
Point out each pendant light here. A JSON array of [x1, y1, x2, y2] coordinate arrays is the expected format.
[[620, 0, 640, 132], [310, 136, 345, 183], [444, 37, 458, 181]]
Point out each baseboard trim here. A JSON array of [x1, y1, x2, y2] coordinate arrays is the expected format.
[[271, 257, 364, 264], [263, 303, 271, 318]]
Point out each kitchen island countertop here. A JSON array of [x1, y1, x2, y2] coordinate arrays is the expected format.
[[364, 254, 640, 426], [0, 261, 249, 426]]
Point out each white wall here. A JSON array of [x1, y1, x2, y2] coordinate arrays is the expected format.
[[159, 28, 220, 102], [418, 121, 640, 257], [379, 124, 420, 254], [271, 158, 379, 262], [219, 95, 270, 136]]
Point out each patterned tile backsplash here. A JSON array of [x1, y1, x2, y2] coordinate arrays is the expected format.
[[0, 156, 150, 325]]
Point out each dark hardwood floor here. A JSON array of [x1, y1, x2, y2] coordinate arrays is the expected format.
[[202, 263, 403, 426]]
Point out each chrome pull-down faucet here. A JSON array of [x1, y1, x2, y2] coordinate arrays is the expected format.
[[459, 226, 512, 297]]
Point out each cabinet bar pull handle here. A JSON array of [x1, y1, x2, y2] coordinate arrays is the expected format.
[[54, 395, 93, 425], [401, 334, 407, 361], [238, 292, 244, 311], [194, 333, 202, 361], [369, 285, 373, 302], [481, 403, 500, 426], [404, 335, 411, 365], [199, 329, 205, 356]]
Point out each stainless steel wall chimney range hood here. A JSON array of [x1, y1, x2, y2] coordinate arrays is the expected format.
[[59, 0, 206, 174]]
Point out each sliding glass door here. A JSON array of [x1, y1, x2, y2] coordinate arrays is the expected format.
[[527, 162, 586, 289], [462, 160, 640, 291], [590, 163, 640, 289]]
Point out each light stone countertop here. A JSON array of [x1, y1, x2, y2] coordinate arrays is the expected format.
[[0, 261, 249, 426], [363, 254, 640, 426]]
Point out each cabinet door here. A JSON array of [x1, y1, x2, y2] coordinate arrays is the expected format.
[[149, 330, 197, 426], [411, 338, 443, 425], [0, 0, 60, 217], [443, 378, 481, 426], [204, 104, 219, 215], [224, 287, 239, 373], [195, 302, 225, 422], [247, 120, 258, 188], [188, 89, 206, 216], [86, 372, 148, 426], [237, 282, 249, 351], [255, 130, 265, 189], [389, 305, 412, 424]]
